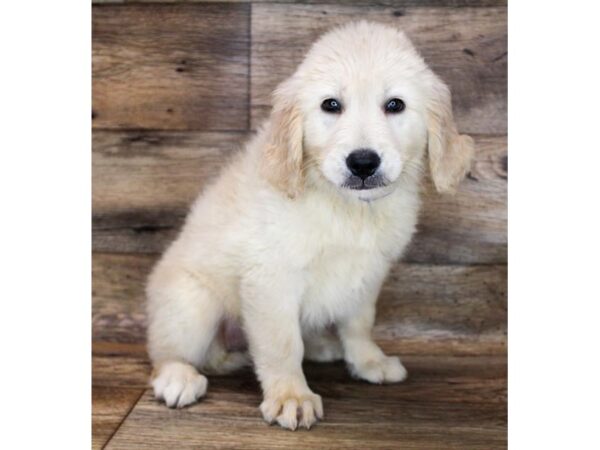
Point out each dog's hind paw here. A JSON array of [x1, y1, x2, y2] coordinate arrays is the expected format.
[[350, 355, 408, 384]]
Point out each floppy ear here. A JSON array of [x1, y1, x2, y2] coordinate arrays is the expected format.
[[260, 79, 304, 198], [426, 76, 475, 194]]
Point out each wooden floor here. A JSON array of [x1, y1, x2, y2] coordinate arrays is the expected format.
[[93, 343, 506, 449], [92, 0, 507, 448]]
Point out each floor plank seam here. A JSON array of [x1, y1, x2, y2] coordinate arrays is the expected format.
[[102, 388, 146, 449], [91, 129, 506, 139]]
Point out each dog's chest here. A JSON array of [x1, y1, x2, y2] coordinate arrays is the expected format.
[[301, 244, 387, 326], [297, 208, 406, 326]]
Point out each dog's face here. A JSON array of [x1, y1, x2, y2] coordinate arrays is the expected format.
[[261, 22, 474, 200], [298, 45, 430, 202]]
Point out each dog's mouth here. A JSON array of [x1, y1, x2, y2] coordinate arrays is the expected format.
[[341, 174, 388, 191]]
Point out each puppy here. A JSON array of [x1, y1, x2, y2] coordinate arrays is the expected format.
[[146, 21, 474, 430]]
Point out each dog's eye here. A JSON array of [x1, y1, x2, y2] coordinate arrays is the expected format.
[[321, 98, 342, 113], [385, 98, 405, 113]]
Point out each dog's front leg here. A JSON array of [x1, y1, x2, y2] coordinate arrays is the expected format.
[[338, 302, 408, 384], [241, 269, 323, 430]]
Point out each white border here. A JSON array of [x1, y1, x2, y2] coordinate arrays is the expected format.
[[1, 0, 600, 448], [510, 1, 600, 449], [0, 1, 91, 447]]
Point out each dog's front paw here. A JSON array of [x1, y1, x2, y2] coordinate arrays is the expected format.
[[260, 388, 323, 430], [151, 361, 208, 408], [350, 355, 408, 384]]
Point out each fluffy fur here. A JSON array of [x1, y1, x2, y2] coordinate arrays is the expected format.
[[146, 21, 474, 430]]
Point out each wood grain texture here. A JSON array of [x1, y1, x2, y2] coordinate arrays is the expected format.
[[92, 252, 151, 344], [93, 352, 152, 387], [92, 131, 506, 264], [251, 4, 507, 134], [407, 134, 507, 263], [92, 386, 144, 450], [92, 4, 249, 130], [92, 252, 506, 348], [105, 355, 506, 449], [92, 131, 245, 215], [94, 0, 506, 6]]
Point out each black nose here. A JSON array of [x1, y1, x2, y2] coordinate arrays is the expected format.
[[346, 149, 381, 180]]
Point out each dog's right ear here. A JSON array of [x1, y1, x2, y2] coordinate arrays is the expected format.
[[260, 78, 304, 198], [425, 74, 475, 194]]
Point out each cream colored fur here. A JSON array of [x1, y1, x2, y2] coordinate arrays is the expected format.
[[146, 21, 474, 430]]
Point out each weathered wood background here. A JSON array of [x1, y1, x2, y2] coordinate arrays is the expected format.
[[92, 1, 506, 448]]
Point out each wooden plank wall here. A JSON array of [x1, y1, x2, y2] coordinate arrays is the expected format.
[[92, 1, 506, 353]]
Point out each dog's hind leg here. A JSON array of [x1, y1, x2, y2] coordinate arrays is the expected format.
[[202, 317, 251, 374], [303, 327, 344, 363], [202, 339, 251, 375], [146, 262, 223, 408]]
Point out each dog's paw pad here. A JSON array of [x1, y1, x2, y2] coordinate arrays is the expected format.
[[152, 361, 208, 408]]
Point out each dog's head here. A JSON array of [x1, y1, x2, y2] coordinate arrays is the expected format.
[[261, 21, 474, 201]]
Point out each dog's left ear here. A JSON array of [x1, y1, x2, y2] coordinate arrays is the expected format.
[[426, 75, 475, 194], [261, 78, 304, 198]]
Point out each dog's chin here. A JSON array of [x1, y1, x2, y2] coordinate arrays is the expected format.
[[339, 175, 396, 202], [350, 185, 395, 202]]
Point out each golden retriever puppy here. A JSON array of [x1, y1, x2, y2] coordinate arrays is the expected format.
[[146, 21, 474, 430]]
